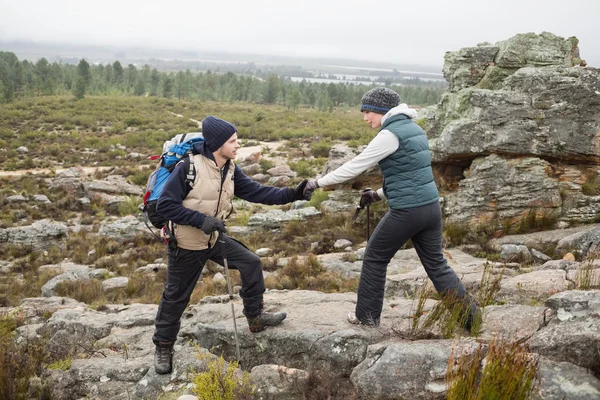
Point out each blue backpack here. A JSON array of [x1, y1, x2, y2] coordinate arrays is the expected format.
[[143, 132, 204, 229]]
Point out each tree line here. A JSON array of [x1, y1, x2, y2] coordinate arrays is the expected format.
[[0, 51, 445, 109]]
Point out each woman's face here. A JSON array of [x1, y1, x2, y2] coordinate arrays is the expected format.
[[363, 111, 383, 129]]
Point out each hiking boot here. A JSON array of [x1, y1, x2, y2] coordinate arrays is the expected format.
[[247, 311, 287, 333], [347, 312, 379, 327], [464, 302, 483, 334], [154, 342, 174, 374]]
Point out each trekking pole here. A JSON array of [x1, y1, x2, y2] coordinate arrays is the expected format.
[[366, 203, 371, 242], [218, 232, 241, 362], [363, 188, 372, 242]]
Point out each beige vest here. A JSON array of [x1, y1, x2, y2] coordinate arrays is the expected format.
[[174, 155, 235, 250]]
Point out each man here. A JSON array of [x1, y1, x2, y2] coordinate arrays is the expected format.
[[304, 87, 480, 329], [153, 115, 308, 374]]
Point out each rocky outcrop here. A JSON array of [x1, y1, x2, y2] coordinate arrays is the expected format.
[[422, 32, 600, 228], [0, 219, 68, 249]]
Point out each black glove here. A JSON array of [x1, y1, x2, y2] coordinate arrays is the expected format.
[[200, 216, 227, 234], [303, 179, 319, 200], [293, 179, 309, 201], [359, 189, 381, 208]]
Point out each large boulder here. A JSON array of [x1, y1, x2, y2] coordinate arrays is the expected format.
[[350, 339, 479, 400], [443, 155, 562, 226], [0, 219, 68, 249]]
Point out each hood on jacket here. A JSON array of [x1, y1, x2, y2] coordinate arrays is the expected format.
[[381, 104, 419, 124]]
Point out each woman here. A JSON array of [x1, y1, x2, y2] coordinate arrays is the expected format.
[[304, 87, 480, 329]]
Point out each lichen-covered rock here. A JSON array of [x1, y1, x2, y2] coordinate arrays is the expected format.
[[443, 155, 562, 226]]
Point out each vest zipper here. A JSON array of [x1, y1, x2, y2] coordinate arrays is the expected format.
[[208, 164, 226, 248]]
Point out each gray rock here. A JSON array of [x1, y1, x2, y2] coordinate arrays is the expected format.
[[556, 226, 600, 260], [354, 247, 366, 260], [242, 163, 262, 175], [182, 290, 396, 375], [16, 146, 28, 153], [495, 32, 579, 68], [500, 244, 532, 263], [0, 219, 68, 249], [248, 207, 321, 229], [6, 194, 27, 203], [443, 155, 562, 226], [256, 248, 273, 257], [528, 317, 600, 372], [136, 263, 166, 274], [213, 272, 225, 283], [251, 173, 269, 182], [333, 239, 352, 250], [290, 200, 308, 210], [480, 305, 548, 342], [251, 364, 308, 400], [267, 175, 291, 186], [351, 339, 479, 400], [102, 277, 129, 291], [531, 357, 600, 400], [443, 44, 499, 92], [531, 248, 552, 261], [83, 175, 143, 196], [320, 200, 353, 213], [544, 290, 600, 321], [33, 194, 51, 203], [0, 260, 14, 274], [41, 267, 109, 297], [533, 259, 580, 271], [98, 216, 148, 241], [266, 165, 296, 178], [488, 225, 598, 252], [498, 270, 574, 303]]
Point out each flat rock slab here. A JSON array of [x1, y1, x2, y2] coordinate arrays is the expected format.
[[181, 290, 399, 375], [480, 305, 547, 342]]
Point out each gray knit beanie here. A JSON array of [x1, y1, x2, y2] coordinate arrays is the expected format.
[[360, 87, 401, 114]]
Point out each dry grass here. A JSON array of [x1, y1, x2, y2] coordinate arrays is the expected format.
[[265, 255, 358, 293], [446, 338, 538, 400]]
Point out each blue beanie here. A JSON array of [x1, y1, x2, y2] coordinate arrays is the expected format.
[[202, 116, 237, 151]]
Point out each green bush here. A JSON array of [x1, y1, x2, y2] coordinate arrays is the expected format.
[[310, 140, 333, 158], [193, 355, 254, 400]]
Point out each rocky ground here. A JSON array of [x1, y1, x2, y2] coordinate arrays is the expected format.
[[1, 31, 600, 399]]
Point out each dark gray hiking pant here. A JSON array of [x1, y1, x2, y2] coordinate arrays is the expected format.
[[355, 201, 467, 324], [153, 236, 264, 344]]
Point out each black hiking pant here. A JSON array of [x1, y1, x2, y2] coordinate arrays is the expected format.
[[152, 236, 264, 344], [355, 201, 470, 324]]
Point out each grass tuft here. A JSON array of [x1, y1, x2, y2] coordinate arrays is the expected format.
[[446, 338, 538, 400]]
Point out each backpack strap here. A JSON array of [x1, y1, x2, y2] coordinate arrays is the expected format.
[[187, 156, 196, 188], [176, 156, 197, 190]]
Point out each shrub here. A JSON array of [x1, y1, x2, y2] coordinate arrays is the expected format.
[[259, 158, 274, 173], [118, 196, 141, 216], [0, 314, 52, 399], [582, 172, 600, 196], [306, 189, 329, 209], [310, 140, 333, 158], [193, 355, 254, 400]]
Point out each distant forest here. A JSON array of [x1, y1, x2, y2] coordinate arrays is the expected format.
[[0, 51, 445, 109]]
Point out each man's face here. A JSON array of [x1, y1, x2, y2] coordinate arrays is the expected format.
[[363, 111, 383, 129], [217, 133, 241, 160]]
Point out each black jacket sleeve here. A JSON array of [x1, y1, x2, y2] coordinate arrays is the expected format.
[[156, 162, 206, 228], [233, 165, 295, 204]]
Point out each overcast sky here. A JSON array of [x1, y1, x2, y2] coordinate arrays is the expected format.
[[1, 0, 599, 67]]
